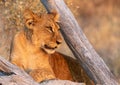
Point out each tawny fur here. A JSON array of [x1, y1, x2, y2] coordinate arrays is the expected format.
[[10, 9, 94, 84], [50, 52, 94, 85], [10, 9, 72, 82]]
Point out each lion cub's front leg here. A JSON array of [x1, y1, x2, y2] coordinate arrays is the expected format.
[[29, 68, 56, 82]]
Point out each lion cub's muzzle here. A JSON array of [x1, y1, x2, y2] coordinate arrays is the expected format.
[[42, 40, 62, 54]]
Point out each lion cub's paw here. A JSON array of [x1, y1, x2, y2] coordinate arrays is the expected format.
[[29, 69, 56, 82]]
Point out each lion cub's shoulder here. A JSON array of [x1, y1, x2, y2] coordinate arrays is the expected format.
[[50, 52, 94, 84], [49, 52, 73, 81]]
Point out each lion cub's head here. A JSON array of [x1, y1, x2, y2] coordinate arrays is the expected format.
[[23, 9, 62, 54]]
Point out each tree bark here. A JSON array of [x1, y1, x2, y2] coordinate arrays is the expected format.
[[40, 0, 119, 85]]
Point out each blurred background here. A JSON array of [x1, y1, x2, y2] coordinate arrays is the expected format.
[[0, 0, 120, 82]]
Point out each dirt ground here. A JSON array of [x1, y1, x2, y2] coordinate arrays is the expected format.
[[0, 0, 120, 82]]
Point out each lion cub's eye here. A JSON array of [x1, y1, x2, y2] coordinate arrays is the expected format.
[[46, 26, 54, 33]]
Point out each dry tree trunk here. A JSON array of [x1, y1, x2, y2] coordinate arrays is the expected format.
[[40, 0, 119, 85]]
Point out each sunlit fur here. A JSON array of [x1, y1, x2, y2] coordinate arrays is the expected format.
[[10, 9, 72, 82], [10, 9, 94, 84]]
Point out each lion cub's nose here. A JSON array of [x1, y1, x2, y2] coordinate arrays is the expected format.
[[56, 40, 62, 45]]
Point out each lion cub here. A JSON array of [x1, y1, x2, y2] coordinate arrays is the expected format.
[[10, 9, 73, 82]]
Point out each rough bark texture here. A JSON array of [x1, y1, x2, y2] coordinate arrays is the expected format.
[[40, 0, 119, 85]]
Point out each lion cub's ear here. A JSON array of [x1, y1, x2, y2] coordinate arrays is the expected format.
[[51, 11, 60, 22], [23, 9, 36, 29]]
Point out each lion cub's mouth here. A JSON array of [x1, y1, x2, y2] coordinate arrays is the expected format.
[[42, 45, 57, 54]]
